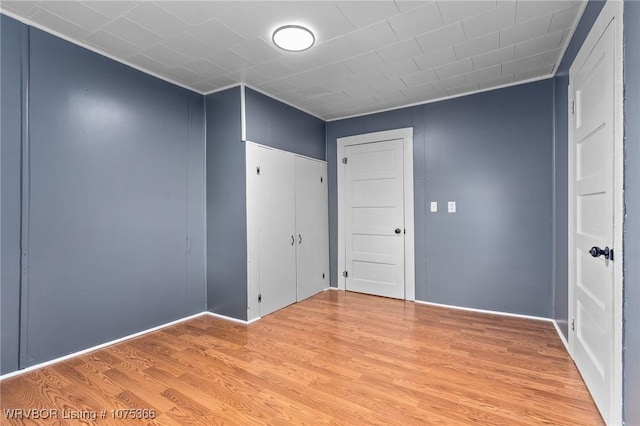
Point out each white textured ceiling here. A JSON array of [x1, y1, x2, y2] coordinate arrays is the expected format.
[[1, 1, 585, 120]]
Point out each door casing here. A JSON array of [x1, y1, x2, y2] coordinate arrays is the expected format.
[[567, 2, 624, 424], [337, 128, 415, 300]]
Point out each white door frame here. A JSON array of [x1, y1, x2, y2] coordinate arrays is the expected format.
[[337, 128, 415, 301], [567, 2, 623, 424]]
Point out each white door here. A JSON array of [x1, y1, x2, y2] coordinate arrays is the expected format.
[[343, 139, 405, 299], [295, 156, 329, 301], [256, 147, 297, 317], [569, 15, 618, 424]]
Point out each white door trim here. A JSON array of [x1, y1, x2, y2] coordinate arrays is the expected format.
[[567, 2, 623, 424], [337, 128, 415, 301]]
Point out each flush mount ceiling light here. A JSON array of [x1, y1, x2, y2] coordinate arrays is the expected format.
[[272, 25, 315, 52]]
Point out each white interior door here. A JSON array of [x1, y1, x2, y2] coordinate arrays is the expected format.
[[256, 146, 297, 317], [295, 156, 329, 301], [569, 17, 617, 424], [344, 139, 404, 299]]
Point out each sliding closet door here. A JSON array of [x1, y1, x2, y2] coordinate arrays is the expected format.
[[295, 156, 329, 301], [256, 146, 297, 316]]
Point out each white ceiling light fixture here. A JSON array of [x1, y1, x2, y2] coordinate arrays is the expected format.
[[272, 25, 315, 52]]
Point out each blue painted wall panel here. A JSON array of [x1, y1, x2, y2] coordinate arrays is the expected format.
[[0, 15, 25, 374], [186, 94, 206, 315], [421, 83, 553, 316], [327, 80, 554, 317], [205, 87, 247, 320], [21, 27, 205, 367], [623, 1, 640, 423], [552, 0, 605, 341], [245, 88, 325, 160]]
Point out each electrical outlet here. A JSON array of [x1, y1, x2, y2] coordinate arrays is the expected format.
[[448, 201, 456, 213], [430, 202, 438, 212]]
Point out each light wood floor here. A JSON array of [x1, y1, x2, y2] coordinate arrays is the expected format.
[[1, 291, 603, 425]]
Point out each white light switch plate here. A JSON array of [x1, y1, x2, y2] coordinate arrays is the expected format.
[[430, 202, 438, 212], [448, 201, 456, 213]]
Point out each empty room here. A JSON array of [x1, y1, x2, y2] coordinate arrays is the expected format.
[[1, 0, 638, 424]]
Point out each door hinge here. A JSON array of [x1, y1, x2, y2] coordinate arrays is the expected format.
[[343, 270, 348, 278], [342, 157, 348, 164], [571, 317, 575, 331], [258, 294, 262, 303], [256, 166, 260, 175], [571, 100, 575, 115]]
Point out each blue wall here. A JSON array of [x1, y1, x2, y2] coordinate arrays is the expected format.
[[245, 88, 326, 160], [1, 20, 205, 370], [1, 15, 25, 374], [552, 0, 605, 341], [205, 87, 247, 320], [327, 80, 554, 317], [623, 2, 640, 424]]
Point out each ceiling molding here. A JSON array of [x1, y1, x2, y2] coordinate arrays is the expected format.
[[326, 73, 555, 122], [1, 1, 588, 121], [0, 8, 202, 95], [202, 82, 243, 96], [242, 84, 326, 121], [551, 0, 588, 75]]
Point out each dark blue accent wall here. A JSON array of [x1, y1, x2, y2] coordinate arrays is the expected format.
[[1, 15, 26, 374], [245, 87, 325, 160], [623, 1, 640, 424], [552, 0, 605, 341], [327, 80, 554, 317], [205, 87, 247, 320], [1, 22, 205, 370]]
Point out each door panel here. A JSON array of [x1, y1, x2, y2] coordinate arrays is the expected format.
[[295, 157, 329, 301], [570, 19, 615, 423], [257, 147, 297, 317], [344, 139, 404, 299]]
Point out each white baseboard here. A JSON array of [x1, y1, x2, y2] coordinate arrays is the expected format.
[[552, 320, 570, 351], [414, 299, 554, 323], [324, 287, 340, 291], [414, 300, 572, 353], [1, 299, 571, 381], [204, 311, 251, 325], [0, 311, 209, 381]]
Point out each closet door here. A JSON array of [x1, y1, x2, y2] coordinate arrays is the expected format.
[[295, 156, 329, 301], [257, 147, 297, 316]]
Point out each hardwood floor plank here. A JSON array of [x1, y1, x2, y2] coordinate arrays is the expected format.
[[1, 291, 603, 425]]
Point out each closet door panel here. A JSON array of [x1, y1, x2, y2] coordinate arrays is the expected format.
[[257, 147, 297, 316], [295, 157, 329, 301]]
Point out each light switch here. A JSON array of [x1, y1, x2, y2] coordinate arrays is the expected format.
[[448, 201, 456, 213], [430, 201, 438, 212]]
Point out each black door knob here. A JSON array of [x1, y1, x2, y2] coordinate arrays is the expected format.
[[395, 228, 402, 234], [590, 246, 612, 260]]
